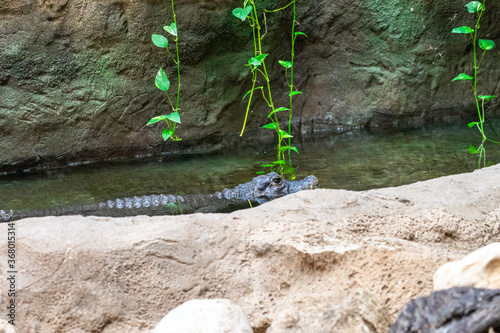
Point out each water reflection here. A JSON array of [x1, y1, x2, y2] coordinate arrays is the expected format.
[[1, 119, 499, 211]]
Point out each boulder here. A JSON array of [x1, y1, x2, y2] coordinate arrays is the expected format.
[[152, 299, 253, 333], [267, 289, 391, 333], [389, 287, 500, 333], [434, 242, 500, 290]]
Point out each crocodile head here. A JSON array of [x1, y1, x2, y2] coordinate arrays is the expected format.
[[253, 172, 319, 200]]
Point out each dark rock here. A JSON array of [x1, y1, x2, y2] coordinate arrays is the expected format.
[[1, 0, 500, 172], [389, 287, 500, 333]]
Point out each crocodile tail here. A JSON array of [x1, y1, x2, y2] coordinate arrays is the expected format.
[[0, 203, 102, 222]]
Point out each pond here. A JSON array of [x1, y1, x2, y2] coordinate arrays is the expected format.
[[1, 118, 500, 213]]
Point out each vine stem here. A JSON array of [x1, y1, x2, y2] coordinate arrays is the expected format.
[[240, 71, 258, 136], [237, 0, 301, 176], [240, 16, 259, 136], [251, 1, 283, 165], [471, 0, 488, 168], [171, 0, 181, 137], [172, 0, 181, 112], [288, 0, 296, 162], [265, 0, 295, 12], [472, 4, 484, 138]]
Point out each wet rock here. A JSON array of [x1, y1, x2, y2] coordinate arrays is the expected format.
[[152, 299, 253, 333], [434, 242, 500, 291], [2, 0, 500, 171], [388, 287, 500, 333], [267, 289, 391, 333]]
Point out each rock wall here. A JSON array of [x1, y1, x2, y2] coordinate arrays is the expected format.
[[1, 0, 500, 171]]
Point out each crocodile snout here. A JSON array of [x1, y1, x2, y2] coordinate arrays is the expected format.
[[304, 175, 319, 189]]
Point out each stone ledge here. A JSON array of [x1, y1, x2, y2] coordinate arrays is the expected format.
[[1, 164, 499, 332]]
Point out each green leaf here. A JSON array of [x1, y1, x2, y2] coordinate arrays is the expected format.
[[478, 95, 495, 101], [279, 130, 293, 139], [282, 164, 296, 175], [272, 160, 286, 165], [147, 116, 164, 125], [279, 146, 299, 154], [262, 123, 277, 130], [232, 6, 253, 21], [478, 39, 495, 50], [279, 60, 292, 68], [255, 54, 268, 62], [163, 23, 177, 36], [294, 32, 308, 37], [289, 91, 303, 97], [468, 121, 479, 128], [452, 73, 473, 82], [260, 164, 274, 168], [469, 145, 478, 154], [452, 26, 474, 34], [152, 34, 168, 48], [248, 57, 262, 67], [465, 1, 482, 13], [162, 128, 173, 141], [255, 171, 266, 174], [247, 54, 268, 67], [268, 107, 290, 117], [155, 68, 170, 91], [242, 86, 263, 100], [164, 112, 181, 124]]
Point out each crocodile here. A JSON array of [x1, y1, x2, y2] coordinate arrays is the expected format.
[[0, 172, 318, 222]]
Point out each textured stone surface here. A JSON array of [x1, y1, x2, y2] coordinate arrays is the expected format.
[[152, 299, 253, 333], [0, 320, 18, 333], [389, 287, 500, 333], [434, 242, 500, 291], [267, 289, 391, 333], [1, 164, 499, 332], [1, 0, 500, 172]]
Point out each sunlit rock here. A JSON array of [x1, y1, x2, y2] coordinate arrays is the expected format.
[[152, 299, 253, 333], [434, 242, 500, 290], [0, 319, 18, 333], [267, 289, 391, 333]]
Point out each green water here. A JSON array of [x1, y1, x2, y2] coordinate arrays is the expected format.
[[1, 119, 500, 212]]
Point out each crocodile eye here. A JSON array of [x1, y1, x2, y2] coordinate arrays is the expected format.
[[272, 177, 282, 185]]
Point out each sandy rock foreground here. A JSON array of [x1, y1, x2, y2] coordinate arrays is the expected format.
[[1, 164, 500, 332]]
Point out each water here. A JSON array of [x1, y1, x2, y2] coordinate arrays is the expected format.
[[1, 119, 500, 212]]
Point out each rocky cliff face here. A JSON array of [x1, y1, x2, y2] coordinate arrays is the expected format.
[[1, 0, 499, 171]]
